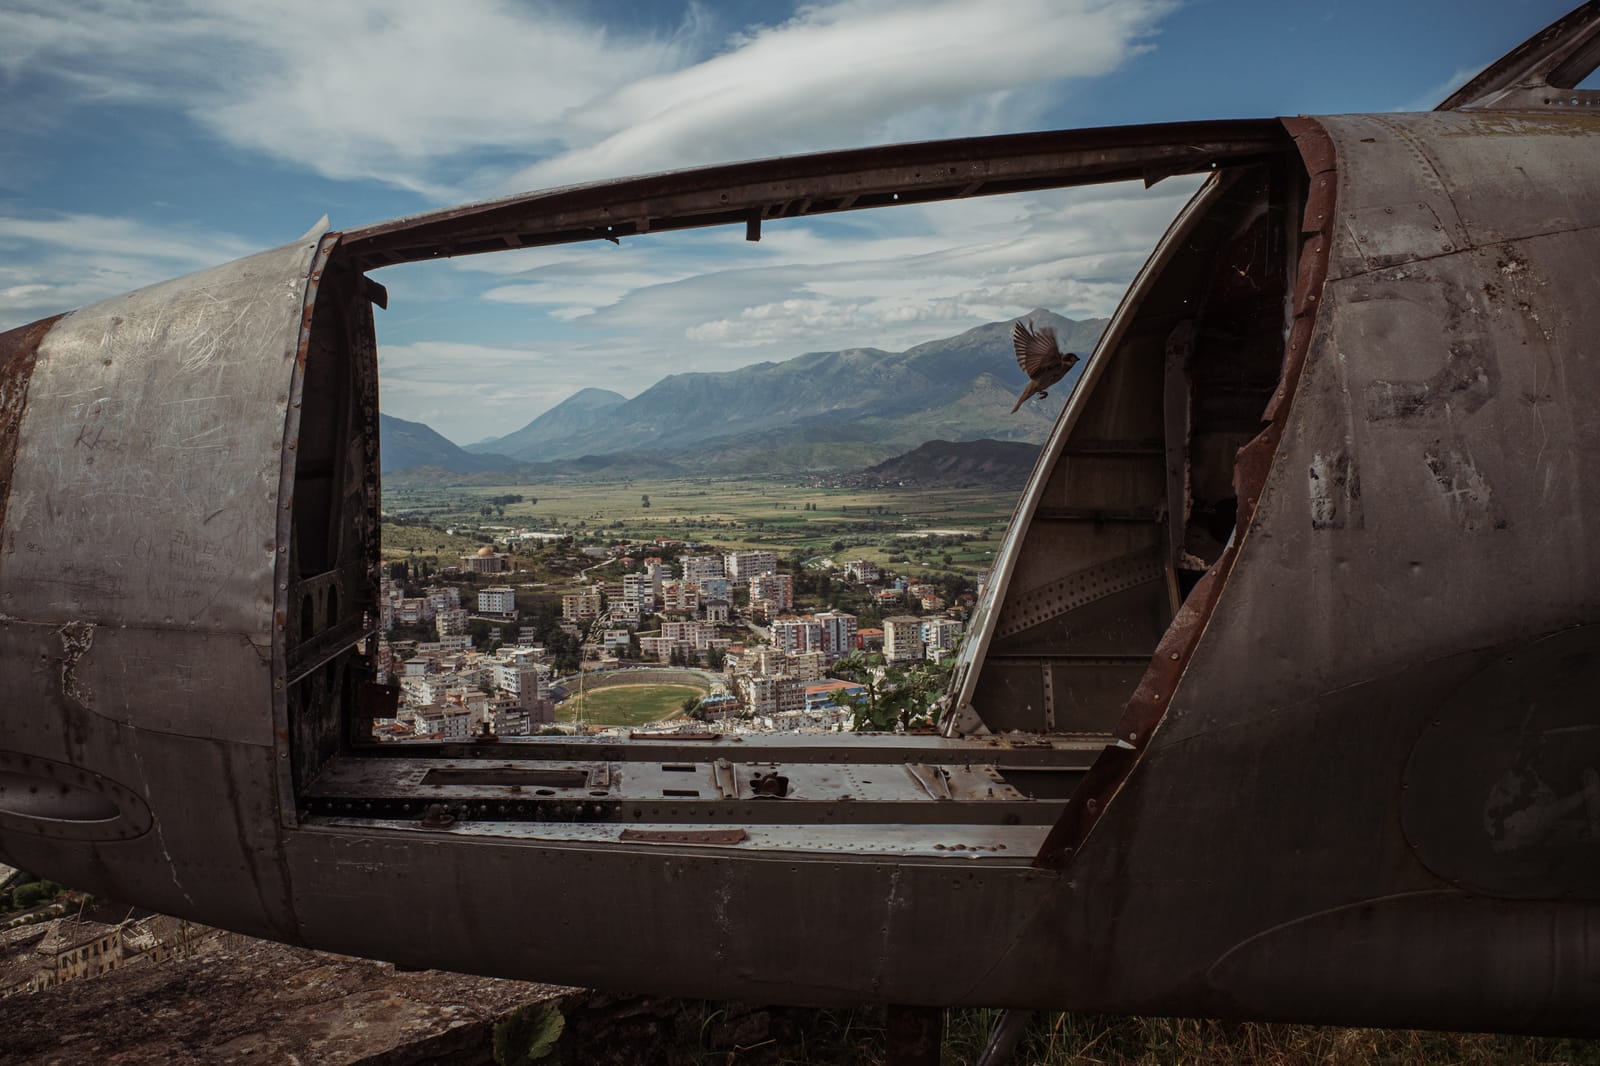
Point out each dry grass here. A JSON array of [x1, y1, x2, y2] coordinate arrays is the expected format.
[[935, 1013, 1600, 1066], [666, 1008, 1600, 1066]]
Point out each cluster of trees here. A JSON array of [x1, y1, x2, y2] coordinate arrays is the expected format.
[[829, 652, 956, 732], [1, 872, 67, 914]]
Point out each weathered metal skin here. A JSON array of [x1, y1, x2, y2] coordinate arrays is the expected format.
[[0, 237, 323, 941], [2, 5, 1600, 1034], [1036, 109, 1600, 1030]]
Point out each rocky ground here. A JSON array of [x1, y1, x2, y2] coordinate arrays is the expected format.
[[0, 930, 570, 1065]]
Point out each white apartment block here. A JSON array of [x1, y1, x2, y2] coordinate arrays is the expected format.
[[608, 599, 642, 626], [748, 572, 794, 612], [435, 606, 468, 638], [660, 580, 700, 614], [411, 705, 472, 740], [785, 650, 828, 682], [922, 617, 964, 657], [661, 619, 715, 649], [426, 586, 461, 612], [813, 610, 858, 658], [416, 635, 471, 654], [492, 661, 546, 702], [843, 559, 880, 583], [739, 675, 804, 716], [622, 572, 658, 610], [638, 635, 679, 662], [478, 586, 518, 618], [562, 589, 601, 622], [501, 645, 544, 668], [770, 617, 824, 655], [680, 555, 725, 583], [883, 615, 926, 664], [725, 550, 778, 580]]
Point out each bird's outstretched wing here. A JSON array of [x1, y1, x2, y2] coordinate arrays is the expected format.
[[1013, 321, 1061, 376]]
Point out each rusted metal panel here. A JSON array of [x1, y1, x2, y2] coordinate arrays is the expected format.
[[285, 825, 1065, 1007], [619, 828, 749, 845], [1052, 108, 1600, 1029], [0, 238, 323, 635], [0, 314, 62, 539], [341, 120, 1290, 270]]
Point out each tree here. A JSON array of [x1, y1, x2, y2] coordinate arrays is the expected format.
[[830, 652, 953, 732], [641, 494, 651, 509]]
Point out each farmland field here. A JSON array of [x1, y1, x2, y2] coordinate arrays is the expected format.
[[556, 683, 707, 727], [382, 475, 1017, 578]]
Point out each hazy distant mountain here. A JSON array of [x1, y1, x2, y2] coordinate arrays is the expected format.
[[379, 414, 517, 476], [475, 311, 1103, 466], [467, 387, 627, 458], [857, 438, 1040, 489]]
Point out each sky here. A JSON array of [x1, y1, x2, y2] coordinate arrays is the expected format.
[[0, 0, 1583, 444]]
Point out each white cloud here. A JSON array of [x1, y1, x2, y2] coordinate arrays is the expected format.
[[1, 0, 1174, 200], [0, 0, 699, 199], [0, 212, 256, 328], [502, 0, 1176, 191], [1, 0, 1193, 435], [548, 179, 1198, 354]]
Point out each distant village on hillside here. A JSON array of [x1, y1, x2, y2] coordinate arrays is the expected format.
[[375, 535, 980, 740]]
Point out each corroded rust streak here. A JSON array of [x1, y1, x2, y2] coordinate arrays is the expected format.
[[0, 314, 64, 537]]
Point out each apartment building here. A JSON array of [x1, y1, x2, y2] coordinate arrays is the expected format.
[[883, 615, 925, 664], [680, 555, 725, 583], [923, 617, 963, 657], [813, 610, 858, 658], [843, 559, 880, 582], [749, 572, 794, 613], [770, 617, 824, 655], [562, 589, 601, 622], [725, 550, 778, 580], [435, 606, 468, 638], [477, 585, 518, 618]]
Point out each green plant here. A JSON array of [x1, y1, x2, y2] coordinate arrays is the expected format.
[[493, 1002, 564, 1065]]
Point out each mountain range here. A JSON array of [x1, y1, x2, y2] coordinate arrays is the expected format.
[[380, 309, 1104, 481]]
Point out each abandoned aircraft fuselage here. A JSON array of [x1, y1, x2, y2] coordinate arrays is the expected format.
[[4, 3, 1600, 1034]]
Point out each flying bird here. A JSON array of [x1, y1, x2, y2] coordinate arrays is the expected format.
[[1010, 320, 1079, 413]]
